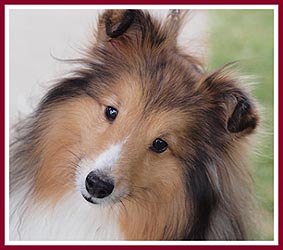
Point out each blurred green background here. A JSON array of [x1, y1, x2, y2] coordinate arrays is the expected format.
[[207, 10, 274, 240]]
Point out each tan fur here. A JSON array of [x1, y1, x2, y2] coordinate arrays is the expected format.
[[119, 156, 189, 240], [33, 98, 101, 203]]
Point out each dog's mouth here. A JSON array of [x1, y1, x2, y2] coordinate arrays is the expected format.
[[81, 191, 112, 205], [80, 187, 128, 206], [82, 193, 99, 204]]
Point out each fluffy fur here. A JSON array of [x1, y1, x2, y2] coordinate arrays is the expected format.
[[10, 9, 259, 241]]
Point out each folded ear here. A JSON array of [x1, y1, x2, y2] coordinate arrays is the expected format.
[[96, 9, 188, 52], [95, 9, 152, 55], [200, 67, 259, 135], [100, 10, 140, 39], [227, 95, 258, 133]]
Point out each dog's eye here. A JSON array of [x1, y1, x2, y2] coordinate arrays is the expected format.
[[150, 138, 168, 153], [105, 106, 118, 121]]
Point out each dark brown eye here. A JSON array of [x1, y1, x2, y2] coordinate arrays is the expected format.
[[150, 138, 168, 153], [105, 106, 118, 121]]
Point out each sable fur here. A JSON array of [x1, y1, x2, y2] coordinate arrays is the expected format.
[[10, 10, 259, 240]]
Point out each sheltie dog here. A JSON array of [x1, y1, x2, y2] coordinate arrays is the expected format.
[[10, 9, 259, 240]]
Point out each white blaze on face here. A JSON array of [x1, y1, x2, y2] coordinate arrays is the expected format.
[[75, 142, 123, 193], [94, 143, 123, 171]]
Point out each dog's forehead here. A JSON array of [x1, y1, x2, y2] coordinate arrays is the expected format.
[[107, 61, 200, 114]]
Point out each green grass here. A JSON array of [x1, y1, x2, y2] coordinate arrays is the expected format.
[[207, 10, 274, 240]]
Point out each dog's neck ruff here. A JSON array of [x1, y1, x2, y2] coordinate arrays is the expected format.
[[10, 189, 124, 241]]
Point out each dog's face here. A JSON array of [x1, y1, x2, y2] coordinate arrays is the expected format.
[[35, 70, 194, 206], [30, 10, 259, 239]]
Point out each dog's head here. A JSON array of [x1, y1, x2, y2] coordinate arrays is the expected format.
[[32, 10, 259, 239]]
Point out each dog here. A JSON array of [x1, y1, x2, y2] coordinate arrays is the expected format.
[[9, 9, 259, 240]]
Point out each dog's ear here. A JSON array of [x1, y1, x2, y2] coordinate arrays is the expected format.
[[164, 9, 189, 44], [199, 66, 259, 135], [96, 10, 147, 50], [96, 9, 187, 52], [226, 94, 258, 133], [98, 10, 139, 40]]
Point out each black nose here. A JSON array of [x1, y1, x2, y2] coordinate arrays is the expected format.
[[85, 171, 114, 199]]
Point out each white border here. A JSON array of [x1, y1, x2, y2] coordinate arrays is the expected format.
[[4, 4, 277, 9], [4, 4, 10, 247], [273, 5, 279, 246], [5, 4, 279, 246]]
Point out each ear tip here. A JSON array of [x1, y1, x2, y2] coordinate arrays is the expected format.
[[104, 10, 140, 39], [227, 98, 259, 134]]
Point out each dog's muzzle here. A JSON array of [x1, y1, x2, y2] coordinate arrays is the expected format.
[[83, 170, 114, 203]]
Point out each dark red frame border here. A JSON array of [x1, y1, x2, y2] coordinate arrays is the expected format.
[[1, 1, 281, 249]]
